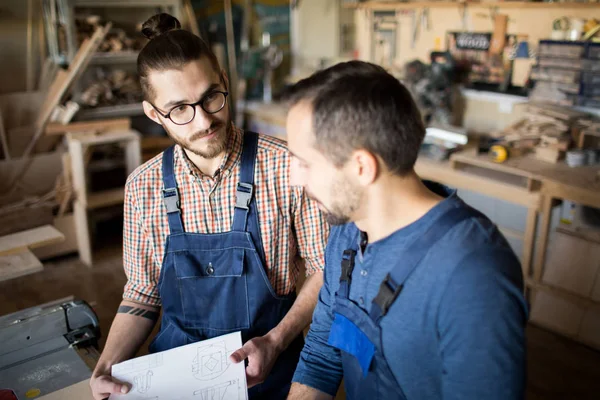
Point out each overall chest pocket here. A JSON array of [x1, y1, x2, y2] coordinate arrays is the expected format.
[[174, 248, 250, 331]]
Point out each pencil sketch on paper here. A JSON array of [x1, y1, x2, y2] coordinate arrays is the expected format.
[[109, 331, 248, 400], [193, 379, 240, 400], [192, 340, 233, 381], [134, 370, 153, 393]]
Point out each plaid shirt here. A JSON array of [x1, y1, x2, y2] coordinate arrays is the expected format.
[[123, 126, 329, 306]]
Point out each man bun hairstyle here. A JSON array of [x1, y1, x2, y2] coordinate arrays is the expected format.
[[141, 13, 182, 40], [282, 61, 425, 176], [137, 13, 221, 101]]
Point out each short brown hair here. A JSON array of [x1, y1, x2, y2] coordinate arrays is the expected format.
[[283, 61, 425, 176]]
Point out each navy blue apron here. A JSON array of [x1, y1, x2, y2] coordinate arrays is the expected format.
[[327, 207, 472, 399], [149, 131, 304, 399]]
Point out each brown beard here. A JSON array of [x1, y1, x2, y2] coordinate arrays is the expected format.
[[306, 177, 362, 226], [166, 121, 230, 159]]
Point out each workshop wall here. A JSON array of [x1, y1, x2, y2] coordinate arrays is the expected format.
[[355, 6, 600, 68]]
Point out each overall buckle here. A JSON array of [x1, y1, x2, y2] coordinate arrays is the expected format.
[[372, 273, 403, 316], [162, 188, 180, 213], [235, 182, 254, 210]]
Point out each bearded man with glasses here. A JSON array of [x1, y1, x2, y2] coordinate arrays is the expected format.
[[89, 13, 329, 400]]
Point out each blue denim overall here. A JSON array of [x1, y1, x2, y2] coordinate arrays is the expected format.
[[149, 131, 304, 399], [327, 207, 472, 399]]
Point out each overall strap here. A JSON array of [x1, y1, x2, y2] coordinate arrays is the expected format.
[[161, 145, 184, 234], [337, 249, 357, 299], [369, 207, 473, 322], [232, 131, 259, 232]]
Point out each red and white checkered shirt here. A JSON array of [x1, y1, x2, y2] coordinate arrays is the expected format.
[[123, 126, 329, 306]]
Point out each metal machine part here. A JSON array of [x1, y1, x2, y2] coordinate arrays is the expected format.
[[0, 299, 100, 399]]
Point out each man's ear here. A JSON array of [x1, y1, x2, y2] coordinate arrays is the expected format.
[[143, 101, 163, 126], [353, 150, 379, 187]]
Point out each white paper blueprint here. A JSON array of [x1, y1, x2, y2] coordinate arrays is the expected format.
[[109, 331, 248, 400]]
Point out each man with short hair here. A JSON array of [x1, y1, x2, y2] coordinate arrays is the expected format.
[[89, 14, 329, 400], [284, 61, 528, 400]]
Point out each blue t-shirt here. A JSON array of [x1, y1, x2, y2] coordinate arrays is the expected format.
[[293, 188, 528, 399]]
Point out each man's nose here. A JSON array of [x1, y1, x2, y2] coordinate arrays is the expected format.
[[190, 104, 213, 131]]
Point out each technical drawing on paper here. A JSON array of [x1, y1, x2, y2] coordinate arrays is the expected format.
[[109, 331, 247, 400], [193, 380, 239, 400], [192, 341, 233, 380], [117, 353, 163, 375], [134, 370, 153, 393]]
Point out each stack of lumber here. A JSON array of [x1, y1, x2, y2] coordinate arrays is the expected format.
[[491, 103, 589, 163]]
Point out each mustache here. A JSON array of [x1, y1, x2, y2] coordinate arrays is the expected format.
[[189, 123, 222, 141]]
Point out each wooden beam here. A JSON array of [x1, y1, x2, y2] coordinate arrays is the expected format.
[[0, 225, 64, 256], [0, 248, 43, 282], [23, 23, 112, 159], [522, 207, 538, 280], [45, 118, 131, 135], [533, 195, 557, 283], [415, 157, 541, 209]]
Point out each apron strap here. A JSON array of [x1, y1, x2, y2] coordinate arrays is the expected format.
[[232, 131, 259, 232], [369, 207, 473, 322], [337, 249, 357, 299], [161, 145, 184, 234]]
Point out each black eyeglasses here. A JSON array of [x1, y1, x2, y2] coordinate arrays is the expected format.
[[151, 90, 229, 125]]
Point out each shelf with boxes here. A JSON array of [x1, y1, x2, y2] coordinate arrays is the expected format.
[[530, 40, 600, 108]]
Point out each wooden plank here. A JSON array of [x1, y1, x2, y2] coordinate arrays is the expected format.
[[74, 201, 92, 267], [124, 134, 141, 175], [533, 196, 556, 283], [45, 118, 131, 136], [415, 157, 541, 209], [489, 14, 508, 55], [0, 206, 54, 237], [67, 129, 140, 146], [542, 179, 600, 210], [33, 214, 79, 260], [25, 23, 111, 159], [522, 207, 538, 280], [450, 149, 600, 195], [0, 225, 64, 256], [58, 153, 72, 217], [0, 248, 43, 282], [38, 380, 93, 400]]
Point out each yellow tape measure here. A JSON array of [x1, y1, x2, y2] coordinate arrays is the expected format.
[[490, 145, 508, 163]]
